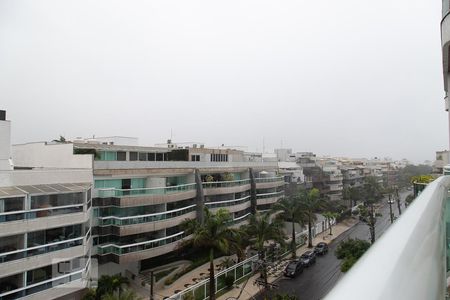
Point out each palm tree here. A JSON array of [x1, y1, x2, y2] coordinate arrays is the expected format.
[[272, 194, 304, 258], [96, 275, 129, 300], [244, 212, 285, 286], [101, 289, 141, 300], [180, 208, 240, 300], [297, 188, 326, 248], [322, 211, 339, 235], [360, 176, 384, 244]]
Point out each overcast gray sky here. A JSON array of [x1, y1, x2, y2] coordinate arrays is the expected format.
[[0, 0, 446, 163]]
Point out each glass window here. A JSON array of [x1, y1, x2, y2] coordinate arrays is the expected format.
[[31, 192, 83, 209], [129, 152, 138, 161], [139, 152, 147, 161], [148, 153, 155, 161], [99, 151, 117, 161], [156, 153, 163, 161], [117, 151, 126, 161]]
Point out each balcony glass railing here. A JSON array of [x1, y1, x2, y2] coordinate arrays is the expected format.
[[0, 230, 90, 264], [325, 176, 450, 299], [0, 259, 90, 299], [254, 176, 284, 183], [230, 213, 251, 225], [97, 183, 196, 198], [97, 231, 185, 255], [205, 196, 251, 209], [0, 204, 85, 223], [202, 179, 250, 189], [98, 205, 196, 226], [256, 191, 284, 199]]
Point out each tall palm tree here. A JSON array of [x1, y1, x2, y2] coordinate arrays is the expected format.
[[180, 208, 240, 300], [95, 275, 129, 300], [322, 211, 339, 235], [297, 188, 326, 248], [244, 212, 285, 286], [101, 289, 141, 300], [272, 195, 305, 258]]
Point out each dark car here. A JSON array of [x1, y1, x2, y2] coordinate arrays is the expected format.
[[314, 242, 329, 256], [284, 260, 304, 278], [300, 251, 316, 267]]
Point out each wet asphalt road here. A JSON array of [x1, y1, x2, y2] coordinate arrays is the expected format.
[[256, 191, 410, 300]]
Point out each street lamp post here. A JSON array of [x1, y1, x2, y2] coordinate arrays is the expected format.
[[388, 194, 394, 224]]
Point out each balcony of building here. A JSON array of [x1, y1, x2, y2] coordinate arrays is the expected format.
[[254, 176, 285, 189], [0, 225, 91, 278], [202, 179, 251, 196], [256, 191, 284, 206], [0, 256, 90, 300], [0, 184, 92, 236], [97, 205, 197, 236], [96, 183, 197, 206], [325, 175, 450, 299], [205, 196, 251, 213], [97, 231, 189, 264]]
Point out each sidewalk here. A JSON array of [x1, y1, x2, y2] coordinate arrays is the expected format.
[[217, 218, 359, 300]]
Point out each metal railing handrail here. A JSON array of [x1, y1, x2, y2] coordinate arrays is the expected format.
[[98, 204, 196, 220], [97, 183, 196, 193], [205, 195, 251, 206], [98, 231, 185, 249], [325, 175, 450, 300], [0, 258, 90, 297]]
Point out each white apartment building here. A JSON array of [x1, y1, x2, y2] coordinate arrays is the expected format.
[[0, 111, 93, 300]]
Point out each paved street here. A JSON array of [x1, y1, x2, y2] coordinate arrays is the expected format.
[[256, 191, 411, 300]]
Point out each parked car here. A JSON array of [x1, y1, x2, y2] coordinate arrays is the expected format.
[[314, 242, 329, 256], [284, 260, 304, 278], [299, 251, 316, 267]]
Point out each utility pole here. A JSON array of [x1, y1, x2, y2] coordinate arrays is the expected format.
[[150, 271, 154, 300]]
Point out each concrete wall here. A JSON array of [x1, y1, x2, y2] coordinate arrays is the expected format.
[[0, 169, 92, 187], [12, 142, 92, 169], [0, 120, 12, 171]]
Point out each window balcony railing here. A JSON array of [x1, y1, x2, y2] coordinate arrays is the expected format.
[[256, 191, 284, 199], [0, 258, 90, 299], [97, 231, 185, 255], [97, 183, 197, 198], [254, 176, 284, 183], [202, 179, 251, 189], [0, 230, 90, 264], [325, 175, 450, 300], [205, 196, 251, 209], [230, 213, 251, 225], [0, 204, 85, 223], [98, 205, 196, 226]]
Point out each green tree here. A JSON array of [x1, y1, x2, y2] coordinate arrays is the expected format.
[[272, 193, 305, 258], [405, 194, 415, 207], [335, 238, 371, 272], [180, 208, 240, 300], [52, 135, 66, 143], [95, 275, 129, 300], [322, 211, 339, 235], [101, 289, 141, 300], [244, 212, 285, 287], [360, 176, 384, 244], [297, 188, 326, 248]]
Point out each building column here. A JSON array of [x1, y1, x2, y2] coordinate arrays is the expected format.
[[194, 169, 205, 224], [249, 168, 257, 214]]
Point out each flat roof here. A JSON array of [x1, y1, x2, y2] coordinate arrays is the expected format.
[[0, 182, 91, 198]]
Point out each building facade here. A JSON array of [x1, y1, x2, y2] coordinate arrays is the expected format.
[[0, 112, 93, 300]]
